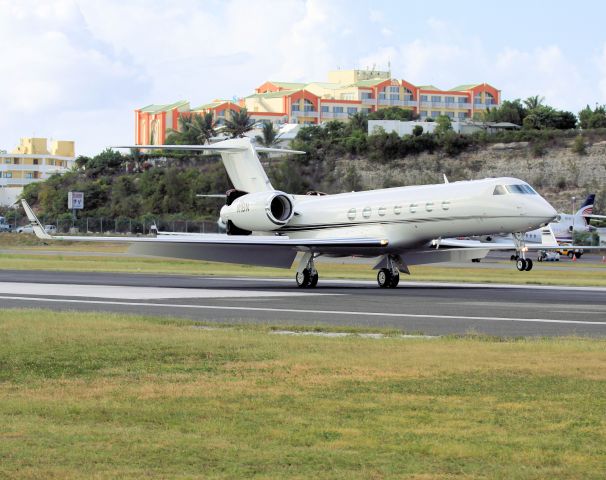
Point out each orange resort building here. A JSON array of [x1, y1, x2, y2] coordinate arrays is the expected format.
[[135, 69, 500, 145], [0, 138, 75, 206]]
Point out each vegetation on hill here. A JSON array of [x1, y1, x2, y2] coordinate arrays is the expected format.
[[12, 98, 606, 222]]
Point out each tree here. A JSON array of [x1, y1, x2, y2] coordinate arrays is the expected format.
[[524, 95, 545, 110], [482, 99, 527, 125], [434, 115, 453, 136], [255, 121, 281, 147], [224, 108, 255, 138], [368, 107, 416, 121], [165, 112, 216, 145], [348, 111, 368, 132], [578, 105, 606, 129], [412, 125, 423, 136]]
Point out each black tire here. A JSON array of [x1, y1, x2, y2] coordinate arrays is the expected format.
[[516, 258, 527, 271], [377, 268, 391, 288], [568, 252, 574, 258], [389, 273, 400, 288], [510, 254, 518, 261], [524, 258, 533, 271], [309, 273, 319, 288], [296, 269, 311, 288]]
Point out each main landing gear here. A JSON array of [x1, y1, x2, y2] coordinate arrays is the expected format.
[[296, 252, 319, 288], [512, 232, 533, 272], [377, 255, 400, 288]]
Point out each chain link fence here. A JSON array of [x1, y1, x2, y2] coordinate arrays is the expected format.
[[26, 217, 221, 235]]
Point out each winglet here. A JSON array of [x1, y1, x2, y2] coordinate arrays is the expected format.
[[20, 200, 52, 240]]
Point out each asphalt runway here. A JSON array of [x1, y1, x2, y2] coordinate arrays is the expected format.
[[0, 270, 605, 337]]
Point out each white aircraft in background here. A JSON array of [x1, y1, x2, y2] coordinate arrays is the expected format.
[[22, 137, 558, 288], [459, 193, 606, 259]]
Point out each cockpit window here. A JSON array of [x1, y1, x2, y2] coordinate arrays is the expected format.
[[505, 184, 537, 195], [493, 185, 507, 195]]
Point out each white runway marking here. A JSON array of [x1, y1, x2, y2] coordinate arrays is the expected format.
[[0, 282, 332, 300], [0, 295, 605, 327]]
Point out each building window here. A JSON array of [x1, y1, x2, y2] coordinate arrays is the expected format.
[[446, 112, 454, 118], [13, 158, 20, 165], [445, 96, 455, 104], [291, 103, 300, 112], [321, 106, 329, 112], [389, 86, 399, 93], [341, 93, 354, 100], [334, 106, 344, 113], [458, 112, 467, 119], [420, 111, 428, 117], [347, 107, 357, 114], [431, 111, 440, 118], [420, 95, 428, 102], [431, 96, 441, 103], [24, 172, 33, 179], [4, 172, 12, 178], [4, 159, 10, 164], [217, 110, 225, 116], [304, 99, 315, 112], [458, 97, 467, 103], [33, 158, 39, 165], [361, 92, 372, 99], [361, 108, 371, 114]]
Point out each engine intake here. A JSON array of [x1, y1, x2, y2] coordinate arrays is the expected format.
[[220, 190, 294, 233]]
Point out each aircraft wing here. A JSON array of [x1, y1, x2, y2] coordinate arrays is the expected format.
[[21, 200, 386, 268], [439, 238, 605, 251]]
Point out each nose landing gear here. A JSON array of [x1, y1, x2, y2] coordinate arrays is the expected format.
[[512, 233, 533, 272]]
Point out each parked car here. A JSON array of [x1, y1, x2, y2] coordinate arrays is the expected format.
[[537, 250, 560, 262], [0, 216, 11, 232], [16, 225, 34, 234], [16, 224, 56, 234]]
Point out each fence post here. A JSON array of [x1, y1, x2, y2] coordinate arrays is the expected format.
[[101, 218, 103, 233]]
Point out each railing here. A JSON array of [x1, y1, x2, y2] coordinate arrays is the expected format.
[[0, 164, 70, 173], [361, 98, 376, 104], [0, 178, 45, 186], [321, 112, 349, 118], [291, 111, 318, 118], [421, 101, 473, 109], [473, 102, 496, 109]]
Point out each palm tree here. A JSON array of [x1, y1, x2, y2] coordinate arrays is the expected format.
[[255, 121, 281, 147], [348, 111, 368, 132], [524, 95, 545, 111], [224, 108, 255, 138], [165, 113, 216, 145]]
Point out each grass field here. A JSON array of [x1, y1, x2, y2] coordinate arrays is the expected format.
[[1, 309, 606, 479]]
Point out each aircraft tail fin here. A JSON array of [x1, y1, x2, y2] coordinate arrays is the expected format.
[[113, 138, 305, 193], [575, 194, 595, 223]]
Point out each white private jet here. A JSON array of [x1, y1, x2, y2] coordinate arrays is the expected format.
[[21, 137, 558, 288]]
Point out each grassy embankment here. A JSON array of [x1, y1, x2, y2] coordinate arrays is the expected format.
[[0, 233, 604, 286], [1, 309, 606, 479]]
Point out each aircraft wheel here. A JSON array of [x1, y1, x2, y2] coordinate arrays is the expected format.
[[510, 254, 518, 261], [524, 258, 533, 271], [516, 258, 527, 271], [389, 273, 400, 288], [309, 272, 319, 288], [377, 268, 391, 288], [568, 252, 574, 258], [296, 269, 311, 288]]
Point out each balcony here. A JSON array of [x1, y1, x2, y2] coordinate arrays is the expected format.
[[421, 101, 472, 109], [361, 98, 375, 104], [291, 110, 318, 118], [0, 177, 45, 186], [473, 102, 496, 110], [0, 164, 70, 173], [321, 112, 349, 119]]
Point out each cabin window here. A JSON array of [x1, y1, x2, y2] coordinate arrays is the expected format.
[[506, 184, 537, 195], [394, 205, 402, 215], [493, 185, 507, 195], [409, 203, 417, 213], [362, 207, 371, 219], [441, 200, 450, 210], [347, 208, 356, 220], [426, 202, 434, 212], [378, 207, 386, 216]]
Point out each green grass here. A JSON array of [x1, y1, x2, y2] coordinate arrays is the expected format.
[[1, 309, 606, 479], [1, 233, 605, 286]]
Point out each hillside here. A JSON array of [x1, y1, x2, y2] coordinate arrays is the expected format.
[[333, 139, 606, 211]]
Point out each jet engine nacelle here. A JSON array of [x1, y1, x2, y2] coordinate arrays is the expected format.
[[220, 190, 294, 232]]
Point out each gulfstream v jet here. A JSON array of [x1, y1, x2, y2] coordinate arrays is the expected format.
[[22, 137, 557, 288]]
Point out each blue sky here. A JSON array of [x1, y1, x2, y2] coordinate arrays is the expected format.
[[1, 0, 606, 155]]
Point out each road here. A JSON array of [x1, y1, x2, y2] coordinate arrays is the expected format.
[[0, 270, 604, 337]]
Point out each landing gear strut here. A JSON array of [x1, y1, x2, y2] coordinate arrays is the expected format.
[[512, 232, 533, 272], [377, 255, 400, 288], [296, 252, 319, 288]]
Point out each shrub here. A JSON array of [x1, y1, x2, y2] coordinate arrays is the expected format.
[[572, 134, 587, 155]]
